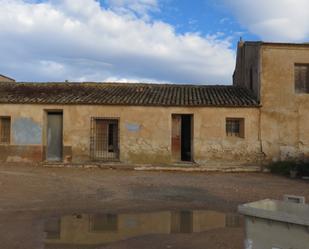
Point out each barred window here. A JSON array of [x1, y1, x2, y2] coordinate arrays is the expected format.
[[0, 117, 11, 144], [90, 118, 119, 161], [226, 118, 245, 138], [295, 64, 309, 93], [89, 214, 118, 232]]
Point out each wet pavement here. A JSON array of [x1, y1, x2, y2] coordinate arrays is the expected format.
[[0, 209, 243, 249], [1, 165, 308, 248]]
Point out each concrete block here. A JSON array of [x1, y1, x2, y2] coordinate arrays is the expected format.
[[239, 199, 309, 249]]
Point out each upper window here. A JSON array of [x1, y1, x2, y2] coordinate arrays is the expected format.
[[0, 117, 11, 144], [295, 64, 309, 93], [226, 118, 245, 138]]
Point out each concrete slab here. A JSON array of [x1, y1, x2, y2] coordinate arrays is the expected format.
[[239, 199, 309, 249], [239, 199, 309, 227], [41, 162, 262, 173]]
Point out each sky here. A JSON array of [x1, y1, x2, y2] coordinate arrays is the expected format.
[[0, 0, 308, 84]]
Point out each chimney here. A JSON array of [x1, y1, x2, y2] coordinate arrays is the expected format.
[[238, 37, 244, 48]]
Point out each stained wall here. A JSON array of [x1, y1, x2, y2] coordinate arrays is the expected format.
[[260, 44, 309, 161], [0, 104, 260, 164]]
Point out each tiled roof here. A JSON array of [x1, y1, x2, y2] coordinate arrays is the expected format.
[[0, 74, 15, 82], [0, 82, 259, 107]]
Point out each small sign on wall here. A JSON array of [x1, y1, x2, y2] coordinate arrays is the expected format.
[[125, 123, 141, 132]]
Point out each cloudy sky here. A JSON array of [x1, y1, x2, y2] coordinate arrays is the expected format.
[[0, 0, 308, 84]]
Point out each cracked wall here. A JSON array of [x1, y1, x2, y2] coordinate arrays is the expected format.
[[0, 104, 260, 165], [260, 45, 309, 162]]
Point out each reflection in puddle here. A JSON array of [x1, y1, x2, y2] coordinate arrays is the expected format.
[[43, 210, 242, 248]]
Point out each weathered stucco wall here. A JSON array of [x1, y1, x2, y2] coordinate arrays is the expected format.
[[260, 45, 309, 161], [0, 104, 260, 165]]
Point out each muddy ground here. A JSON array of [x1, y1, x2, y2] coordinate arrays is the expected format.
[[0, 164, 309, 249]]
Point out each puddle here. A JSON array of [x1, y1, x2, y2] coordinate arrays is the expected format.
[[0, 209, 243, 249]]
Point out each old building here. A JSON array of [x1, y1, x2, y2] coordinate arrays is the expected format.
[[0, 74, 15, 83], [0, 41, 308, 165], [0, 83, 259, 164], [234, 41, 309, 162]]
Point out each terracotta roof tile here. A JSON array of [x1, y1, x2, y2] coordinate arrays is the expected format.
[[0, 82, 259, 107]]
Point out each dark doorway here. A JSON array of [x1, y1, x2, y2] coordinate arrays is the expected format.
[[46, 112, 63, 161], [181, 115, 192, 161], [108, 123, 117, 153], [171, 114, 193, 162]]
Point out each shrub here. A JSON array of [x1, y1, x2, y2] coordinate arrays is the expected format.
[[267, 161, 296, 176], [297, 162, 309, 176], [267, 161, 309, 177]]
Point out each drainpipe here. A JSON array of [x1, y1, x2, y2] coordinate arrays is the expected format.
[[258, 107, 263, 155], [257, 105, 267, 169], [296, 100, 302, 161], [257, 45, 265, 166]]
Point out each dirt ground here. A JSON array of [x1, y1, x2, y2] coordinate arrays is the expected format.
[[1, 164, 309, 249]]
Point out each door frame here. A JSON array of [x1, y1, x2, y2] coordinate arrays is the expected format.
[[44, 110, 63, 162], [171, 114, 194, 162]]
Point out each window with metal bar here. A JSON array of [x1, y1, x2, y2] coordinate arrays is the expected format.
[[295, 64, 309, 93], [89, 214, 118, 232], [0, 117, 11, 144], [90, 117, 119, 161], [226, 118, 245, 138]]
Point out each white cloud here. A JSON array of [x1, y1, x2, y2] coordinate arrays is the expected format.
[[105, 0, 159, 18], [39, 60, 65, 75], [225, 0, 309, 42], [0, 0, 235, 84]]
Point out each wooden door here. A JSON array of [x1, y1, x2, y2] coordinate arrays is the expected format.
[[95, 120, 108, 156], [172, 115, 181, 161], [47, 113, 63, 161]]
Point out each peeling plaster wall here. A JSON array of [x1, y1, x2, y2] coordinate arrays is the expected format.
[[260, 45, 309, 162], [13, 117, 42, 145], [0, 108, 44, 162], [0, 104, 260, 165]]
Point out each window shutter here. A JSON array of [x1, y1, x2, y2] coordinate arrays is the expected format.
[[0, 117, 11, 144], [295, 64, 309, 93]]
